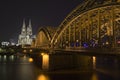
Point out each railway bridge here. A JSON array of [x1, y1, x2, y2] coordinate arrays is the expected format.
[[33, 0, 120, 53], [30, 0, 120, 70]]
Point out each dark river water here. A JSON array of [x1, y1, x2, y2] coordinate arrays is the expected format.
[[0, 54, 119, 80]]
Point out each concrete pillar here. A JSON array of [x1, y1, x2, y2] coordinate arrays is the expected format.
[[42, 54, 49, 70]]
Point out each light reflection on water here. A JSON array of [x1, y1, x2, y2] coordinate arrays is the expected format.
[[91, 73, 98, 80], [0, 54, 119, 80], [3, 55, 7, 61], [37, 74, 50, 80], [0, 55, 1, 61]]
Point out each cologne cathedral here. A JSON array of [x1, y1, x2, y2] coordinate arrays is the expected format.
[[18, 19, 33, 47]]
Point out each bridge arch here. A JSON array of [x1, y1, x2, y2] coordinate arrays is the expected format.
[[35, 27, 52, 48], [51, 0, 120, 48]]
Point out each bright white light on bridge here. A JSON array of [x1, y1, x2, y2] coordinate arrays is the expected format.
[[76, 40, 79, 42], [106, 41, 109, 45]]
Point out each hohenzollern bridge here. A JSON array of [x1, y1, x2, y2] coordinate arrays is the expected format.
[[32, 0, 120, 54]]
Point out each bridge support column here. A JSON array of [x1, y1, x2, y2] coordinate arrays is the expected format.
[[42, 54, 49, 70]]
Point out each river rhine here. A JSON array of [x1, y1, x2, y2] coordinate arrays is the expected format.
[[0, 54, 119, 80]]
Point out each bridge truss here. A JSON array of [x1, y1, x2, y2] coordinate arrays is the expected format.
[[51, 0, 120, 49]]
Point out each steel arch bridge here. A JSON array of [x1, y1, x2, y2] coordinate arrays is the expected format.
[[34, 0, 120, 50], [35, 27, 52, 48], [50, 0, 120, 49]]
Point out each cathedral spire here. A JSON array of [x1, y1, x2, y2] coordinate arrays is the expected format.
[[18, 19, 33, 46], [21, 19, 26, 35], [27, 19, 32, 35], [29, 19, 32, 28]]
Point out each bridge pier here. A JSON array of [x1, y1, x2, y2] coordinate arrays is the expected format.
[[41, 54, 93, 71], [95, 56, 120, 71], [72, 54, 93, 70]]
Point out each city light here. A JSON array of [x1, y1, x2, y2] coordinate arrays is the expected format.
[[29, 49, 33, 53], [41, 52, 45, 56], [28, 58, 33, 63], [23, 49, 27, 53], [0, 0, 120, 80], [1, 42, 10, 46]]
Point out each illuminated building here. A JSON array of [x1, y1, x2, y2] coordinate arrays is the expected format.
[[1, 41, 10, 46], [18, 19, 33, 47]]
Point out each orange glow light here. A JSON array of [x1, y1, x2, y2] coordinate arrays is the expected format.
[[37, 74, 49, 80], [23, 50, 27, 53], [29, 58, 33, 62]]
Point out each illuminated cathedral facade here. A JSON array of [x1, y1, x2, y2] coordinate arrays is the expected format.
[[18, 19, 33, 47]]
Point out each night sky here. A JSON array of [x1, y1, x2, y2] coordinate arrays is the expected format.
[[0, 0, 83, 42]]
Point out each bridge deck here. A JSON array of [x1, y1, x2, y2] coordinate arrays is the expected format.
[[53, 48, 120, 56]]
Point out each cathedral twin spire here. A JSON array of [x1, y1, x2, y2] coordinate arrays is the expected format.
[[18, 19, 33, 46], [21, 19, 32, 36]]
